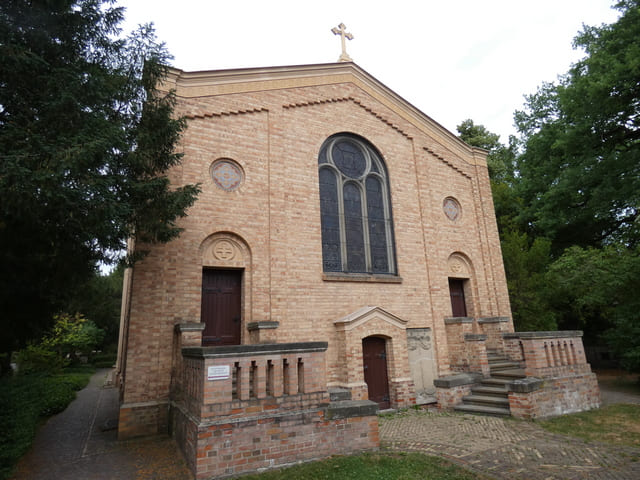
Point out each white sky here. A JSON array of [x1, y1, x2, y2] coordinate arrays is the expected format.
[[119, 0, 620, 143]]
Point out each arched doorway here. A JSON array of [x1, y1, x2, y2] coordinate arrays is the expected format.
[[362, 336, 390, 409]]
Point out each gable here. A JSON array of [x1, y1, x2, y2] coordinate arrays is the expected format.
[[334, 306, 408, 332], [160, 62, 488, 168]]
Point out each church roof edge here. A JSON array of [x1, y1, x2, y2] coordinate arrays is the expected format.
[[162, 62, 486, 163]]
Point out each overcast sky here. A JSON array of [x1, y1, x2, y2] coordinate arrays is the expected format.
[[119, 0, 621, 143]]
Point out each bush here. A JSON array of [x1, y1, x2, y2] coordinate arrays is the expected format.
[[90, 351, 117, 368], [0, 369, 92, 480], [42, 313, 104, 361], [16, 344, 66, 375], [39, 374, 90, 416]]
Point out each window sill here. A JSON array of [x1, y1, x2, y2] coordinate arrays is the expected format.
[[322, 273, 403, 283]]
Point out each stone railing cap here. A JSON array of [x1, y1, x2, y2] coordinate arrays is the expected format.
[[444, 317, 474, 324], [477, 316, 510, 324], [182, 341, 328, 358], [508, 377, 543, 393], [325, 400, 378, 419], [434, 372, 482, 388], [247, 321, 280, 331], [174, 322, 206, 332], [464, 333, 487, 342], [503, 331, 583, 340]]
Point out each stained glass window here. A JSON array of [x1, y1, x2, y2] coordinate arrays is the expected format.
[[319, 168, 341, 272], [318, 134, 396, 275]]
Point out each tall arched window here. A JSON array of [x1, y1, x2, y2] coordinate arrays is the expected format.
[[318, 134, 396, 275]]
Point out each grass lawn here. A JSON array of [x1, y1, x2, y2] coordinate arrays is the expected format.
[[539, 403, 640, 448], [595, 369, 640, 396], [239, 452, 488, 480]]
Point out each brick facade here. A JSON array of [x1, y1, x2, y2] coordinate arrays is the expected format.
[[116, 62, 514, 475]]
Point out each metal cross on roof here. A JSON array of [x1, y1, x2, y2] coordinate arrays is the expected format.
[[331, 23, 354, 62]]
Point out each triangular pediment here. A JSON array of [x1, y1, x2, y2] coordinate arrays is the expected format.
[[161, 62, 487, 166], [334, 306, 407, 332]]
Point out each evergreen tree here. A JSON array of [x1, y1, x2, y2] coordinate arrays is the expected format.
[[0, 0, 200, 374]]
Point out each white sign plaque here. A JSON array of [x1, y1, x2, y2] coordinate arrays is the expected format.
[[207, 365, 230, 381]]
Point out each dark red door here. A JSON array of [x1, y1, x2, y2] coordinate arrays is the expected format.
[[449, 278, 467, 317], [362, 336, 390, 409], [201, 269, 242, 346]]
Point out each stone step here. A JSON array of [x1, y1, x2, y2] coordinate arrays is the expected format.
[[481, 377, 511, 386], [489, 361, 521, 371], [454, 403, 511, 417], [487, 354, 509, 362], [471, 385, 508, 397], [461, 394, 510, 408], [491, 368, 526, 379]]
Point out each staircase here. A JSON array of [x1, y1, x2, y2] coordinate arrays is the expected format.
[[454, 351, 525, 416]]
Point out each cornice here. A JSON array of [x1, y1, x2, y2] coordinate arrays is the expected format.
[[160, 62, 487, 166]]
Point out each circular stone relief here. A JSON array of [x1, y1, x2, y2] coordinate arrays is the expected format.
[[212, 239, 236, 261], [211, 159, 243, 191], [332, 139, 367, 179], [443, 197, 461, 221]]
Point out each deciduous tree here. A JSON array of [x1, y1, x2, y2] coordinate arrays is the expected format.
[[514, 0, 640, 251]]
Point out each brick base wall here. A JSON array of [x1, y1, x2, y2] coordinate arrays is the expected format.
[[169, 405, 198, 473], [118, 401, 168, 439], [390, 378, 416, 408], [509, 373, 600, 419], [435, 384, 473, 409], [170, 403, 378, 479]]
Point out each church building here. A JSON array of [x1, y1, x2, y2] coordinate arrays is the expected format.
[[115, 39, 599, 478]]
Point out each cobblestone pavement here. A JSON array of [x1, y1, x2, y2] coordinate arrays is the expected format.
[[10, 370, 640, 480], [380, 409, 640, 480]]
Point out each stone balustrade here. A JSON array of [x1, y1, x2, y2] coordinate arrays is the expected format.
[[176, 342, 330, 421], [503, 331, 590, 378], [502, 331, 600, 419], [437, 323, 600, 419], [169, 338, 378, 479]]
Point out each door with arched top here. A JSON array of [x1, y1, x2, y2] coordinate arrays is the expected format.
[[362, 336, 390, 409]]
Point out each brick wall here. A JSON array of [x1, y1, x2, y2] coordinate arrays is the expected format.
[[171, 407, 378, 479], [170, 342, 379, 478], [509, 373, 600, 419], [505, 331, 601, 419], [444, 318, 474, 372], [435, 383, 474, 409], [117, 63, 513, 436]]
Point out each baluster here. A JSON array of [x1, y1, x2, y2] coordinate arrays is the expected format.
[[266, 359, 274, 396], [297, 357, 305, 394]]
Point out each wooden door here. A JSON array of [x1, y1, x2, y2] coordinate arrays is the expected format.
[[201, 269, 242, 346], [362, 336, 390, 409], [449, 278, 467, 317]]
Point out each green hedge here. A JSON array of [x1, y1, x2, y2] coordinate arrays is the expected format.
[[0, 369, 93, 480]]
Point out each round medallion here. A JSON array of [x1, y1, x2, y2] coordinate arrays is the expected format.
[[213, 240, 236, 260], [332, 140, 367, 179], [211, 159, 243, 191], [450, 260, 463, 273], [443, 197, 461, 221]]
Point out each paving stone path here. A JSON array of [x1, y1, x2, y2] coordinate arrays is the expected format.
[[380, 409, 640, 480]]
